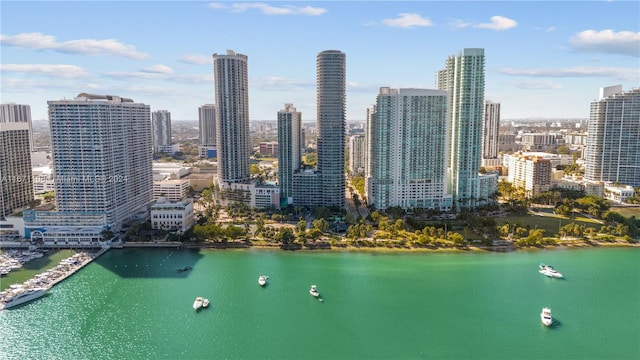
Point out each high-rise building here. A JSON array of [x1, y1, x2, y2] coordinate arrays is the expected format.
[[482, 100, 500, 166], [213, 50, 250, 184], [0, 122, 33, 218], [0, 103, 33, 151], [585, 85, 640, 187], [198, 104, 216, 146], [277, 103, 302, 204], [152, 110, 172, 154], [438, 48, 496, 209], [316, 50, 346, 208], [366, 88, 452, 211], [47, 93, 153, 230], [349, 135, 366, 176]]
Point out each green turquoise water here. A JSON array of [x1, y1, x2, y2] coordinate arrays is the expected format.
[[1, 247, 638, 359]]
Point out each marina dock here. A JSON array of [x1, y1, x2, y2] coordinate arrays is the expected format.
[[0, 246, 110, 310]]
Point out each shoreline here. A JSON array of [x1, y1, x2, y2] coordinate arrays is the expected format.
[[191, 239, 639, 253]]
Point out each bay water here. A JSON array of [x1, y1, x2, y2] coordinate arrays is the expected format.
[[1, 247, 638, 359]]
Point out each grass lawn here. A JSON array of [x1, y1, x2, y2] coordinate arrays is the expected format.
[[496, 214, 601, 236], [610, 206, 640, 218]]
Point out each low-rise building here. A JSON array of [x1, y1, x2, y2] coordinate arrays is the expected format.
[[153, 179, 190, 201], [604, 185, 635, 203], [150, 197, 194, 232]]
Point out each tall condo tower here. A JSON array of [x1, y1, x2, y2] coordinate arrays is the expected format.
[[585, 85, 640, 187], [366, 88, 452, 211], [349, 135, 366, 176], [482, 100, 501, 166], [213, 50, 250, 184], [438, 48, 488, 209], [199, 104, 217, 146], [47, 93, 153, 230], [152, 110, 172, 153], [0, 103, 34, 151], [0, 122, 33, 218], [277, 103, 302, 204], [316, 50, 346, 208]]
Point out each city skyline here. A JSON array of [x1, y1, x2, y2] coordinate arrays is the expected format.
[[1, 1, 638, 122]]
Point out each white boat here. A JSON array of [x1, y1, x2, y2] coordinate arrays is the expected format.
[[310, 285, 319, 298], [258, 275, 268, 286], [539, 263, 563, 278], [193, 296, 204, 310], [0, 287, 48, 310], [541, 307, 553, 326], [202, 298, 210, 308]]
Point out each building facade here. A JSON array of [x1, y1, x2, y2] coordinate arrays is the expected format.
[[150, 197, 195, 232], [482, 100, 500, 166], [0, 103, 33, 151], [316, 50, 346, 208], [349, 134, 366, 176], [507, 154, 553, 196], [153, 179, 190, 201], [213, 50, 251, 185], [277, 103, 302, 205], [198, 104, 216, 146], [585, 85, 640, 187], [0, 122, 34, 218], [366, 88, 452, 211], [438, 48, 495, 209], [47, 93, 153, 231], [152, 110, 172, 154]]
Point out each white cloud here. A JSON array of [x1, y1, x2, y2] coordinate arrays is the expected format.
[[475, 16, 518, 31], [569, 29, 640, 57], [0, 32, 148, 59], [209, 2, 326, 16], [0, 64, 88, 78], [179, 54, 211, 65], [252, 76, 314, 91], [382, 13, 433, 28], [448, 19, 471, 29], [498, 66, 639, 81], [105, 70, 210, 84], [545, 26, 557, 33], [141, 64, 174, 74], [508, 80, 563, 90]]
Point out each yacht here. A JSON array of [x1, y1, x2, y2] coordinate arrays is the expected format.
[[539, 263, 563, 278], [193, 296, 204, 310], [202, 298, 210, 308], [541, 307, 553, 326], [0, 287, 49, 310], [258, 275, 268, 286], [309, 285, 319, 298]]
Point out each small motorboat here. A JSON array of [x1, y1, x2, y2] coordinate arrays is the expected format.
[[310, 285, 319, 298], [258, 275, 268, 286], [541, 307, 553, 326], [202, 298, 210, 308], [193, 296, 204, 310], [176, 266, 192, 273], [539, 263, 563, 278]]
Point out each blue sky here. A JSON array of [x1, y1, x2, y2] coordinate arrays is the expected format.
[[1, 1, 639, 121]]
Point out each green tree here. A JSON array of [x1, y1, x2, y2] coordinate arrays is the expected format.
[[274, 227, 295, 244], [295, 219, 307, 234]]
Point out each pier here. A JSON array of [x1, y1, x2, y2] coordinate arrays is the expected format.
[[0, 246, 111, 310]]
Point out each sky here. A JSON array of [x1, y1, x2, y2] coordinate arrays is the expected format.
[[1, 1, 639, 122]]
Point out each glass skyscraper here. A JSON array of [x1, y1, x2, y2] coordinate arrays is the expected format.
[[585, 85, 640, 187], [316, 50, 346, 208]]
